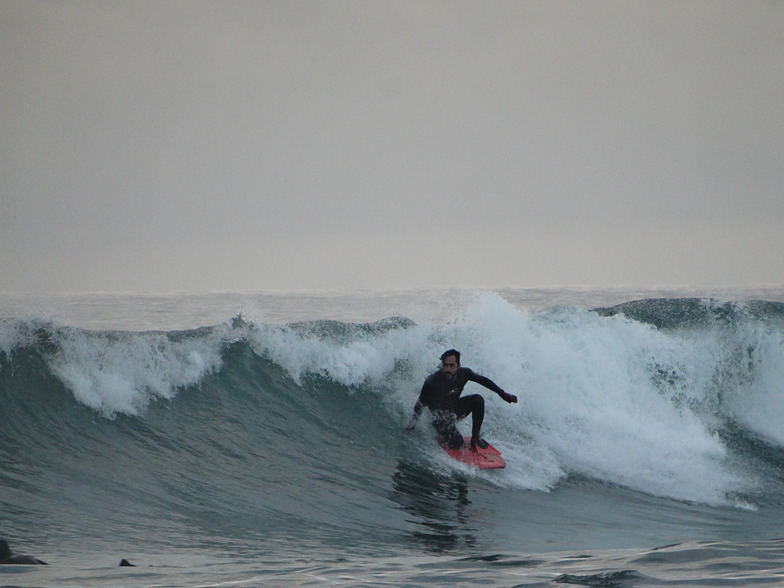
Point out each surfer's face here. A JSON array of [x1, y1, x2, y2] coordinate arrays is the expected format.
[[441, 356, 459, 379]]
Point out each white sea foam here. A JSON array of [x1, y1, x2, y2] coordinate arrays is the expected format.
[[45, 325, 235, 417], [402, 293, 764, 504]]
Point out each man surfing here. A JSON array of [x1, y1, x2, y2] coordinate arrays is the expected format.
[[405, 349, 517, 450]]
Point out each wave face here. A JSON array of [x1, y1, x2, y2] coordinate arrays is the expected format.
[[3, 293, 784, 560]]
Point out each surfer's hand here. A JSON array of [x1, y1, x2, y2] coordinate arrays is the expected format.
[[500, 392, 518, 403]]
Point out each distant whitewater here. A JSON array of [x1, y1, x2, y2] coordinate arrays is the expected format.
[[3, 288, 784, 586]]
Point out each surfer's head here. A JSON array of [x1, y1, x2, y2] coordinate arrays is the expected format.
[[440, 349, 460, 378]]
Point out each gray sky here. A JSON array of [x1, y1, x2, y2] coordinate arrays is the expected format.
[[1, 1, 782, 293]]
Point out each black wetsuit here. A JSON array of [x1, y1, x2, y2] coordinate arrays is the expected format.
[[412, 367, 506, 448]]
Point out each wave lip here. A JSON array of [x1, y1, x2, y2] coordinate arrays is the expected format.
[[0, 317, 246, 417]]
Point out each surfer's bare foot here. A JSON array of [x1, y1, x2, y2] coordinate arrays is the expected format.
[[470, 437, 488, 450]]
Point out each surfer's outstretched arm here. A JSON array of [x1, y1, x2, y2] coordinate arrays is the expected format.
[[465, 370, 518, 403]]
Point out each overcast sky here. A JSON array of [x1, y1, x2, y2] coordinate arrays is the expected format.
[[1, 1, 782, 293]]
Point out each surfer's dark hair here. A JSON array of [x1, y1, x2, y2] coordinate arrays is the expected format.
[[440, 349, 460, 363]]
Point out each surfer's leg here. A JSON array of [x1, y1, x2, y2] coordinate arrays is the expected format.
[[455, 395, 486, 447], [432, 413, 463, 449]]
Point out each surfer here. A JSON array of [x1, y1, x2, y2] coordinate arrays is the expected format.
[[405, 349, 517, 450]]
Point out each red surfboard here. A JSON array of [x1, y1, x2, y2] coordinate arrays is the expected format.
[[440, 436, 506, 469]]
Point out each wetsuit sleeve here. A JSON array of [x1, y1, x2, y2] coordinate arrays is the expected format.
[[465, 368, 505, 395], [406, 381, 430, 429], [407, 380, 431, 427], [415, 376, 436, 410]]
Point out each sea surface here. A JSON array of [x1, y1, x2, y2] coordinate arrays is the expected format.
[[2, 286, 784, 587]]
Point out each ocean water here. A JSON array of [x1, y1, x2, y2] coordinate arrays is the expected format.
[[2, 286, 784, 587]]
